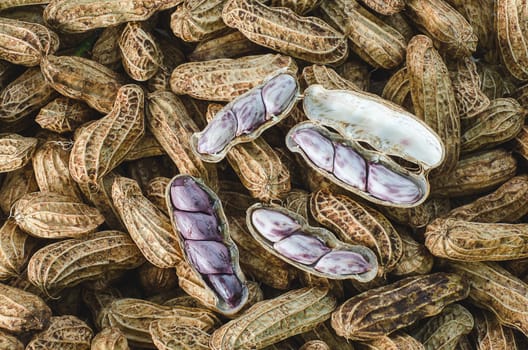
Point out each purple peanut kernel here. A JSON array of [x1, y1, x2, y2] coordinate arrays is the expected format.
[[291, 128, 335, 172], [333, 143, 367, 190], [197, 109, 237, 155], [273, 234, 331, 265], [314, 250, 372, 275], [261, 74, 297, 116], [251, 208, 301, 242], [367, 162, 422, 204], [172, 210, 222, 241], [170, 177, 212, 213], [232, 88, 267, 136], [185, 240, 233, 275], [207, 274, 244, 308]]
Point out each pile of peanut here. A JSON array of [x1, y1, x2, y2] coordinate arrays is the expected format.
[[0, 0, 528, 349]]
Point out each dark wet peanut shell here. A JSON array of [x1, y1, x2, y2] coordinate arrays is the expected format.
[[207, 274, 244, 308], [314, 251, 372, 275], [232, 89, 266, 136], [172, 210, 222, 241], [274, 234, 331, 265], [197, 109, 237, 154], [185, 240, 234, 274], [333, 142, 367, 191], [262, 73, 298, 116], [170, 177, 212, 213], [292, 128, 335, 172], [367, 162, 422, 204], [250, 208, 301, 242]]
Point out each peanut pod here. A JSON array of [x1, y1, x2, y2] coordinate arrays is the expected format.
[[25, 315, 93, 350], [170, 0, 227, 42]]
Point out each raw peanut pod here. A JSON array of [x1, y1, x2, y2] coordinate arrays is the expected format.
[[447, 175, 528, 223], [217, 181, 257, 217], [191, 71, 300, 162], [43, 0, 184, 33], [146, 91, 218, 191], [0, 60, 21, 91], [0, 133, 37, 173], [430, 148, 517, 197], [13, 191, 104, 239], [517, 83, 528, 107], [167, 175, 249, 315], [92, 25, 123, 70], [0, 219, 35, 280], [298, 321, 355, 350], [100, 298, 220, 348], [210, 287, 337, 350], [0, 282, 51, 332], [473, 309, 518, 350], [35, 97, 95, 134], [0, 164, 37, 215], [299, 340, 330, 350], [69, 84, 144, 185], [478, 62, 517, 99], [287, 123, 429, 207], [336, 59, 370, 91], [230, 215, 297, 290], [41, 55, 125, 114], [425, 218, 528, 261], [247, 203, 378, 281], [516, 125, 528, 160], [411, 304, 474, 350], [496, 0, 528, 80], [358, 331, 425, 350], [112, 176, 183, 268], [0, 17, 58, 66], [381, 66, 413, 111], [318, 0, 406, 69], [91, 327, 129, 350], [0, 330, 23, 350], [391, 229, 433, 277], [302, 65, 360, 91], [270, 0, 322, 15], [25, 315, 93, 350], [32, 140, 82, 201], [119, 22, 163, 81], [188, 30, 264, 61], [407, 34, 460, 175], [222, 0, 348, 65], [27, 231, 145, 297], [310, 188, 402, 276], [405, 0, 477, 58], [0, 67, 57, 131], [123, 132, 165, 161], [444, 261, 528, 337], [146, 34, 188, 93], [382, 198, 451, 229], [138, 263, 178, 295], [149, 322, 210, 350], [82, 288, 122, 330], [449, 57, 490, 123], [170, 54, 298, 102], [359, 0, 404, 15], [170, 0, 227, 42], [0, 1, 49, 10], [331, 272, 469, 341], [146, 176, 170, 214], [123, 156, 174, 191], [283, 189, 311, 221], [455, 336, 474, 350], [461, 98, 525, 153], [227, 137, 291, 202]]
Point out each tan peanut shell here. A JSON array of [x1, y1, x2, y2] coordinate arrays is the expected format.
[[119, 21, 163, 81], [0, 219, 35, 280], [299, 340, 330, 350], [0, 329, 23, 350], [447, 175, 528, 223], [0, 1, 49, 10], [473, 308, 518, 350], [92, 25, 123, 70], [360, 0, 404, 15], [411, 303, 474, 350], [146, 91, 218, 190], [430, 148, 517, 197], [407, 34, 460, 175], [478, 62, 517, 99], [381, 66, 413, 111], [391, 228, 433, 277], [0, 17, 59, 66], [0, 67, 57, 131], [41, 55, 125, 114], [444, 261, 528, 337], [145, 176, 170, 214], [318, 0, 406, 69], [69, 84, 144, 185], [43, 0, 184, 33], [149, 322, 211, 350], [27, 230, 145, 297], [100, 298, 220, 348], [123, 131, 165, 162], [0, 282, 51, 332], [222, 0, 348, 65], [170, 54, 298, 102], [310, 188, 402, 276], [188, 30, 264, 61], [302, 64, 360, 91], [496, 0, 528, 80], [210, 287, 336, 350], [35, 97, 95, 134], [138, 263, 178, 295], [358, 331, 425, 350], [331, 272, 469, 341], [0, 164, 37, 215], [336, 59, 371, 92], [25, 315, 93, 350], [111, 176, 183, 268], [91, 327, 129, 350], [382, 198, 451, 229], [405, 0, 477, 57], [0, 133, 37, 173], [170, 0, 227, 42], [13, 191, 104, 239], [270, 0, 322, 14]]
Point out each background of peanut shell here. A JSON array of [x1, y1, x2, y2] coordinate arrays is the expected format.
[[0, 0, 528, 349]]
